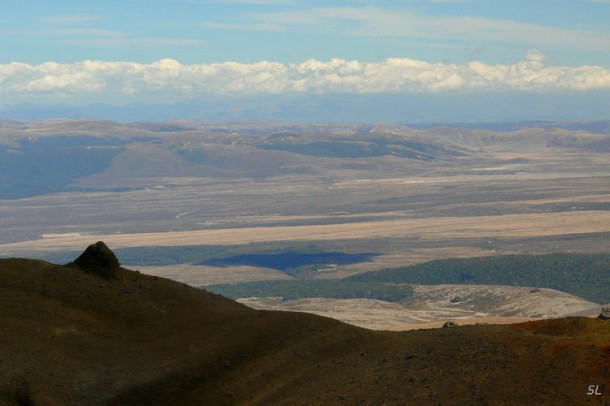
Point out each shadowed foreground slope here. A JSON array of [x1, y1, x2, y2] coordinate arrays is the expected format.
[[1, 242, 609, 405]]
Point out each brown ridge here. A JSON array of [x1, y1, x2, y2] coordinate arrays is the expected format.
[[0, 243, 608, 405]]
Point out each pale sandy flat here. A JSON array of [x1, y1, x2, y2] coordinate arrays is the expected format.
[[1, 210, 608, 255]]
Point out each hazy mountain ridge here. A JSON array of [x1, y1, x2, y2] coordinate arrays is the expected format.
[[412, 119, 610, 135], [2, 90, 610, 124], [1, 243, 609, 405], [0, 119, 607, 199]]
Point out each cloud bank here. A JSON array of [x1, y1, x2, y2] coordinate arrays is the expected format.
[[2, 51, 609, 103]]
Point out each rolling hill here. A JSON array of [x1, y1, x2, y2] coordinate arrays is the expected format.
[[1, 242, 609, 405], [1, 119, 608, 199]]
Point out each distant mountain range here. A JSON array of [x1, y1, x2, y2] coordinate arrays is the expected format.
[[2, 91, 609, 124]]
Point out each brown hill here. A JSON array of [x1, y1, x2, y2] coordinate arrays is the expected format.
[[1, 243, 609, 405]]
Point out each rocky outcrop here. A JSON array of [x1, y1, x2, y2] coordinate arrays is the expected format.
[[66, 241, 120, 279], [598, 307, 610, 320], [443, 321, 459, 328]]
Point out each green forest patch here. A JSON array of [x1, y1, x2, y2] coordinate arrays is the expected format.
[[205, 280, 413, 302], [349, 253, 610, 303]]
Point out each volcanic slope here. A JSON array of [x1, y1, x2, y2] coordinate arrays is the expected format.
[[1, 242, 609, 405]]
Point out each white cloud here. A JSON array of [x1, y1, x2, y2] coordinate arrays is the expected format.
[[37, 16, 205, 50], [41, 14, 98, 25], [1, 52, 609, 102], [250, 7, 610, 51], [46, 28, 125, 37], [204, 21, 284, 32]]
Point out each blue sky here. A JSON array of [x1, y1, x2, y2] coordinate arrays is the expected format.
[[3, 0, 609, 65], [1, 0, 609, 121]]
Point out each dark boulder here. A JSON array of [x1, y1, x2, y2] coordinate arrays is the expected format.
[[66, 241, 120, 279]]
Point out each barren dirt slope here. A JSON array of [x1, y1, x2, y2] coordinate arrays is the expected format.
[[1, 243, 609, 405]]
